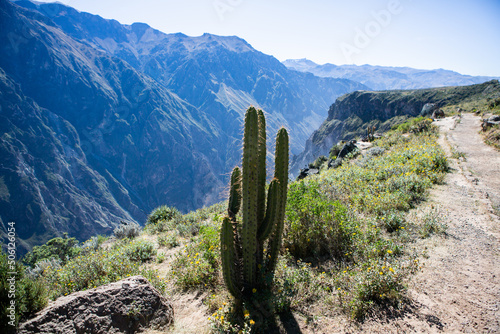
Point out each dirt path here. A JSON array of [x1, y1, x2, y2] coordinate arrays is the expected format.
[[391, 114, 500, 333]]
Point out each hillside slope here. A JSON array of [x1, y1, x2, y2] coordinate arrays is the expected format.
[[16, 0, 367, 154], [291, 80, 500, 175], [0, 0, 224, 253]]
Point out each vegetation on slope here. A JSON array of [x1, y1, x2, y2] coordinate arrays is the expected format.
[[1, 117, 450, 332]]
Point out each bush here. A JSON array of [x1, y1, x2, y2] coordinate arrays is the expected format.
[[42, 241, 165, 300], [309, 155, 328, 169], [418, 207, 447, 238], [24, 257, 61, 280], [329, 143, 342, 159], [170, 223, 220, 290], [158, 232, 179, 249], [81, 235, 108, 251], [144, 202, 226, 236], [380, 210, 406, 233], [23, 235, 80, 267], [114, 222, 141, 239], [1, 252, 48, 331], [285, 181, 359, 259], [147, 205, 181, 225], [392, 117, 436, 135], [365, 146, 386, 157], [124, 240, 156, 262], [341, 258, 419, 320]]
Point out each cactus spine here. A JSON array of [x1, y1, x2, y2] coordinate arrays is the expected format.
[[220, 106, 289, 301]]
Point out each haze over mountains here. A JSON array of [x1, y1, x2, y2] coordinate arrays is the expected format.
[[0, 0, 497, 254], [283, 58, 500, 91]]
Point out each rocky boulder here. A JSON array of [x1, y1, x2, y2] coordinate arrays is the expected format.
[[421, 103, 439, 116], [482, 115, 500, 130], [431, 109, 445, 119], [337, 140, 358, 159], [18, 276, 173, 334]]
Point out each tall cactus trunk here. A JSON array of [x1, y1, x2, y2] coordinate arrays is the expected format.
[[220, 106, 289, 303]]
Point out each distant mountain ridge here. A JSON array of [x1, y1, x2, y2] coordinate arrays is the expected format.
[[16, 0, 367, 155], [283, 58, 500, 91]]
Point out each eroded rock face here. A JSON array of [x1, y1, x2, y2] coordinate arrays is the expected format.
[[18, 276, 173, 334]]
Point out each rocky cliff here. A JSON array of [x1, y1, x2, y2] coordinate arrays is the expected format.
[[291, 80, 500, 176]]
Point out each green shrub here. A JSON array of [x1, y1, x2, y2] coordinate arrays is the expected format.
[[124, 240, 156, 262], [309, 155, 328, 169], [147, 205, 181, 225], [114, 222, 141, 239], [158, 232, 179, 249], [329, 143, 342, 159], [380, 210, 406, 233], [145, 202, 226, 236], [341, 258, 419, 320], [42, 240, 165, 300], [1, 252, 48, 331], [419, 207, 447, 238], [23, 235, 80, 267], [285, 181, 359, 259], [171, 223, 220, 289]]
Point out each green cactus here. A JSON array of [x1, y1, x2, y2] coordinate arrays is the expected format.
[[220, 106, 289, 302]]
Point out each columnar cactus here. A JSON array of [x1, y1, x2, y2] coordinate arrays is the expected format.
[[221, 106, 289, 301]]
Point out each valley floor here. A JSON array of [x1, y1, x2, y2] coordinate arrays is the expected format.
[[147, 114, 500, 334]]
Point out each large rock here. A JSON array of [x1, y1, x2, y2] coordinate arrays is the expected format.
[[420, 103, 439, 116], [19, 276, 173, 334]]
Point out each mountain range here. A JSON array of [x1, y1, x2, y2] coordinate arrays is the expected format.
[[0, 0, 366, 254], [1, 0, 498, 254], [283, 58, 500, 91]]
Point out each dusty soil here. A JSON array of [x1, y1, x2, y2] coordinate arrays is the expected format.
[[146, 113, 500, 333]]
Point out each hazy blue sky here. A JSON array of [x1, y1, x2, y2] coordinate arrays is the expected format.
[[37, 0, 500, 76]]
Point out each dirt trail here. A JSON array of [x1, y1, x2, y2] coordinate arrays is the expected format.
[[378, 113, 500, 333]]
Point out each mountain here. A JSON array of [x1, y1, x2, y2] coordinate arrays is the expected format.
[[16, 1, 367, 155], [0, 0, 228, 254], [283, 58, 500, 91], [291, 80, 500, 176], [0, 0, 367, 254]]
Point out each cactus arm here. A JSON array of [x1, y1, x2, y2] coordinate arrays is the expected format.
[[221, 217, 242, 299], [241, 107, 259, 287], [258, 178, 280, 241], [265, 128, 289, 278], [274, 127, 289, 234], [228, 167, 242, 219], [257, 109, 267, 226]]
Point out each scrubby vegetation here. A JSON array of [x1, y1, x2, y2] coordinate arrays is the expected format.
[[1, 253, 47, 331], [22, 234, 80, 267], [1, 116, 451, 332], [163, 116, 449, 331]]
